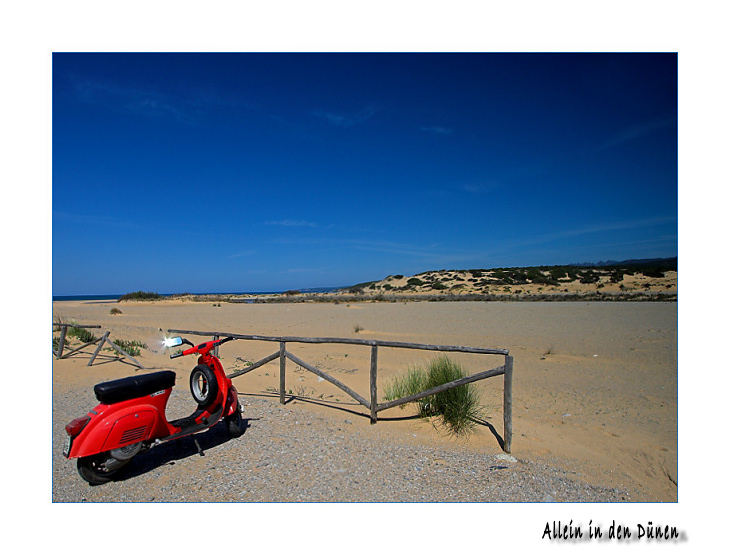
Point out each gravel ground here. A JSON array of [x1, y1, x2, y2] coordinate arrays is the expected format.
[[53, 389, 629, 503]]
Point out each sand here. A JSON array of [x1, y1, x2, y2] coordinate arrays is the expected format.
[[52, 299, 677, 501]]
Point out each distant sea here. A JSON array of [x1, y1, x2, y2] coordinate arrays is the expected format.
[[53, 287, 341, 302]]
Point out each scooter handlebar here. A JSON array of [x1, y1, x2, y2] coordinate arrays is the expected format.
[[169, 336, 235, 359]]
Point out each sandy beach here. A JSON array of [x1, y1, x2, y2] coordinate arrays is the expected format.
[[52, 299, 677, 501]]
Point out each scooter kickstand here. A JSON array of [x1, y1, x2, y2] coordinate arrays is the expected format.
[[193, 437, 205, 456]]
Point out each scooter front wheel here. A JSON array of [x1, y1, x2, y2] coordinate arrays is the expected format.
[[77, 452, 129, 485], [190, 364, 218, 405], [225, 406, 245, 438]]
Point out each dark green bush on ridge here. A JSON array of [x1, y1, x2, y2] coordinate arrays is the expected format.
[[118, 291, 162, 301]]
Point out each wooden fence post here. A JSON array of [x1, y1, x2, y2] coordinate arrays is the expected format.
[[279, 341, 286, 404], [56, 325, 67, 359], [370, 344, 378, 424], [503, 354, 513, 453], [88, 331, 110, 366]]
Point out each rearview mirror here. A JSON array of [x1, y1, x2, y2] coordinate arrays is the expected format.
[[163, 336, 183, 348]]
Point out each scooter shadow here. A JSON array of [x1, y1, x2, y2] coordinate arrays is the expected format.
[[108, 418, 253, 483]]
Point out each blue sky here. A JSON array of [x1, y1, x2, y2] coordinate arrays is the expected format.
[[52, 53, 677, 294]]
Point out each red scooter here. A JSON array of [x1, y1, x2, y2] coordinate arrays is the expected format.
[[63, 335, 244, 484]]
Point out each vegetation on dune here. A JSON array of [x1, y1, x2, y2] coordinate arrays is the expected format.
[[67, 324, 98, 344], [118, 291, 162, 301], [52, 323, 95, 352], [384, 356, 482, 437], [226, 290, 675, 304], [51, 318, 147, 357], [339, 258, 675, 296], [348, 280, 378, 294], [110, 338, 147, 357], [110, 307, 123, 315]]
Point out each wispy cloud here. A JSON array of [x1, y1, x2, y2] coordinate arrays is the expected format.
[[270, 236, 481, 265], [540, 216, 676, 241], [228, 250, 256, 258], [69, 77, 249, 126], [420, 125, 453, 135], [265, 219, 318, 228], [73, 79, 198, 124], [285, 267, 326, 273], [494, 216, 677, 253], [53, 211, 141, 229], [459, 182, 502, 194], [569, 234, 677, 252], [348, 239, 448, 259], [264, 216, 677, 270], [312, 105, 378, 127], [426, 181, 502, 197], [595, 116, 675, 152]]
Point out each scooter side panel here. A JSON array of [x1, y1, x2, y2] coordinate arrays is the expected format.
[[101, 410, 156, 451], [68, 390, 172, 459]]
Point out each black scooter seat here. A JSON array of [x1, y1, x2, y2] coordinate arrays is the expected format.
[[94, 371, 176, 405]]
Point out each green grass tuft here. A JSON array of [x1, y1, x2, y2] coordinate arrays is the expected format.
[[384, 355, 482, 436], [67, 325, 98, 344], [111, 338, 147, 357], [384, 366, 427, 403]]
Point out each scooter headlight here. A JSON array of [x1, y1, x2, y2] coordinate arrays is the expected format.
[[163, 336, 184, 348]]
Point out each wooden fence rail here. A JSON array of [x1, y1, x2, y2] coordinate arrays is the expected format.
[[169, 328, 514, 453]]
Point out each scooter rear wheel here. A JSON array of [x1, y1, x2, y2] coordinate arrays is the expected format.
[[77, 453, 128, 485]]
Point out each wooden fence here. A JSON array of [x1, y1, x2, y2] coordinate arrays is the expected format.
[[168, 328, 514, 453], [52, 322, 144, 368]]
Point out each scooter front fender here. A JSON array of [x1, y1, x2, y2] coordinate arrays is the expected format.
[[225, 384, 239, 416]]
